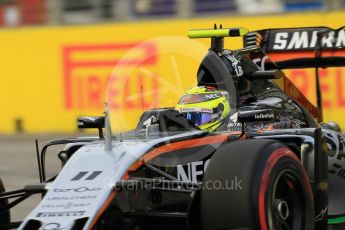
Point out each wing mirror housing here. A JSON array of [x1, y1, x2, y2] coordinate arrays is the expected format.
[[247, 70, 283, 80], [77, 116, 105, 139], [238, 109, 276, 123], [231, 109, 276, 137]]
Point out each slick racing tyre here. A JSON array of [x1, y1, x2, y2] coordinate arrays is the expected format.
[[200, 139, 314, 230], [0, 178, 10, 227]]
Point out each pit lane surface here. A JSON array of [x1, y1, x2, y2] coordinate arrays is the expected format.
[[0, 134, 83, 222]]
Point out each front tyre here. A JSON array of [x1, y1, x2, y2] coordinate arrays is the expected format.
[[200, 139, 314, 230]]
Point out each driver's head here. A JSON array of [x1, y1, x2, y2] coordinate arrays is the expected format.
[[175, 86, 231, 132]]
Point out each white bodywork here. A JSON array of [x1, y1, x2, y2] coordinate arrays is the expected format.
[[19, 131, 202, 230]]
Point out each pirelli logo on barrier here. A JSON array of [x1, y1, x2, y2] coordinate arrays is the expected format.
[[62, 42, 159, 110], [286, 68, 345, 109]]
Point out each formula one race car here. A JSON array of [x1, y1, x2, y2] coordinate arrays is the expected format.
[[1, 25, 345, 230]]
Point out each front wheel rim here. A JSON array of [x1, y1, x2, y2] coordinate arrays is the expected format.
[[269, 170, 306, 230]]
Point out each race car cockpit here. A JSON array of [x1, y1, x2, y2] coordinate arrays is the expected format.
[[190, 26, 310, 131]]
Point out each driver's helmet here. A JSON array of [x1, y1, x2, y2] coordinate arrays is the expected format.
[[175, 86, 231, 132]]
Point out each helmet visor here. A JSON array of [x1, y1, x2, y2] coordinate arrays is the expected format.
[[182, 112, 218, 126]]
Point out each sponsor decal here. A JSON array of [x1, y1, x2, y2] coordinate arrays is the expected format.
[[324, 130, 345, 160], [254, 113, 274, 120], [47, 195, 97, 201], [227, 122, 243, 134], [41, 202, 91, 209], [228, 123, 242, 128], [325, 131, 345, 180], [71, 171, 102, 181], [205, 93, 220, 100], [53, 187, 101, 193], [179, 93, 222, 105], [179, 94, 201, 104], [177, 159, 210, 183], [225, 53, 243, 77], [268, 28, 345, 51], [200, 108, 213, 113], [37, 211, 85, 218]]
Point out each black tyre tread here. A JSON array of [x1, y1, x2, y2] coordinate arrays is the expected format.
[[200, 139, 313, 230]]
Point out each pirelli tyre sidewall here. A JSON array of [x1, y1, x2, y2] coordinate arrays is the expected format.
[[0, 177, 10, 226], [200, 139, 314, 230]]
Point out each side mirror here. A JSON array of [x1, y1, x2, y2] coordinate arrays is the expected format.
[[238, 109, 275, 123], [77, 116, 105, 139], [247, 70, 283, 80]]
